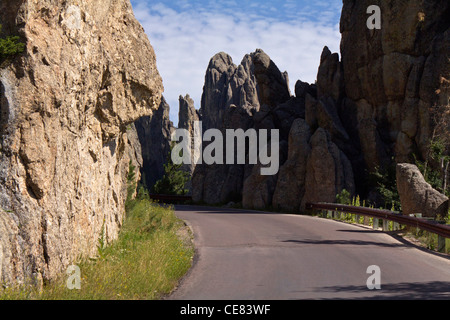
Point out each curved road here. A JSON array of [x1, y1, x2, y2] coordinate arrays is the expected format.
[[169, 205, 450, 300]]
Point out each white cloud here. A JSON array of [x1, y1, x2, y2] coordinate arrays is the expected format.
[[131, 1, 342, 125]]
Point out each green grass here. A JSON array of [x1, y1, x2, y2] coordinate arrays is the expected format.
[[1, 198, 194, 300], [315, 199, 450, 255], [403, 210, 450, 254]]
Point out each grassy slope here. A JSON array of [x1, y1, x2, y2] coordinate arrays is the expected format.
[[1, 198, 194, 300]]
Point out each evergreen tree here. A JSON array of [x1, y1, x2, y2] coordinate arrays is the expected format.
[[152, 145, 190, 196], [0, 25, 25, 64]]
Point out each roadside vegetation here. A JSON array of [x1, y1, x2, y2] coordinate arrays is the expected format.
[[151, 145, 190, 196], [415, 102, 450, 197], [330, 189, 450, 254], [1, 162, 194, 300], [328, 102, 450, 253]]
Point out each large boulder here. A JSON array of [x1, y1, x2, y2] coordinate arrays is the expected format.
[[396, 163, 449, 218]]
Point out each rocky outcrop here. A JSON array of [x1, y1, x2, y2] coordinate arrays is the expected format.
[[272, 119, 311, 212], [178, 94, 200, 136], [177, 94, 200, 193], [192, 48, 352, 210], [302, 128, 355, 209], [192, 104, 254, 204], [135, 96, 174, 191], [0, 0, 162, 285], [193, 49, 292, 205], [276, 0, 449, 210], [200, 50, 290, 131], [340, 0, 450, 168], [396, 163, 449, 218], [192, 1, 449, 212]]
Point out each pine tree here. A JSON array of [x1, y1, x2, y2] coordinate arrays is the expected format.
[[152, 145, 190, 196], [0, 25, 25, 64], [421, 101, 450, 195]]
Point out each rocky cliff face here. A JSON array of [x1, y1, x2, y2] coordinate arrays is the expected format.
[[340, 0, 450, 168], [135, 97, 174, 191], [192, 0, 449, 211], [0, 0, 162, 285]]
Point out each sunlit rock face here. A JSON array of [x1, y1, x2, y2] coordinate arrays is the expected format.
[[0, 0, 163, 285]]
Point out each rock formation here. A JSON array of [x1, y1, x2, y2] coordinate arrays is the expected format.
[[178, 94, 200, 137], [0, 0, 162, 285], [192, 0, 449, 213], [1, 0, 446, 286], [192, 48, 324, 207], [340, 0, 450, 168], [178, 94, 200, 193], [271, 119, 311, 212], [192, 46, 357, 209], [192, 49, 294, 205], [301, 128, 355, 209], [135, 96, 175, 191], [396, 163, 449, 218]]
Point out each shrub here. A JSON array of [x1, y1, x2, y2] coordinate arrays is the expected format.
[[0, 25, 25, 64], [419, 102, 450, 196], [152, 146, 190, 196], [368, 163, 401, 211], [336, 189, 351, 205]]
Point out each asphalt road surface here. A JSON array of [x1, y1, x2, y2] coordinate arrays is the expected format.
[[169, 205, 450, 300]]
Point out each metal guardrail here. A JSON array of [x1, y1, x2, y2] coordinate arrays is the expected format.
[[149, 194, 192, 203], [306, 202, 450, 252]]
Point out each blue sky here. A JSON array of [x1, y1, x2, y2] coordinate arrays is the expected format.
[[130, 0, 343, 125]]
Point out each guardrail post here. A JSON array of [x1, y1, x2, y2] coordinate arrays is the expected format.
[[438, 235, 446, 253], [363, 216, 370, 226], [373, 218, 379, 230], [382, 219, 389, 231], [393, 222, 400, 231], [409, 214, 423, 234]]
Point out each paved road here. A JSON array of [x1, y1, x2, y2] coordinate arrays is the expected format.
[[169, 205, 450, 300]]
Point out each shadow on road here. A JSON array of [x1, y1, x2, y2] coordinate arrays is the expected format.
[[336, 229, 385, 234], [313, 281, 450, 300], [334, 229, 450, 261], [282, 239, 407, 248], [174, 204, 279, 215]]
